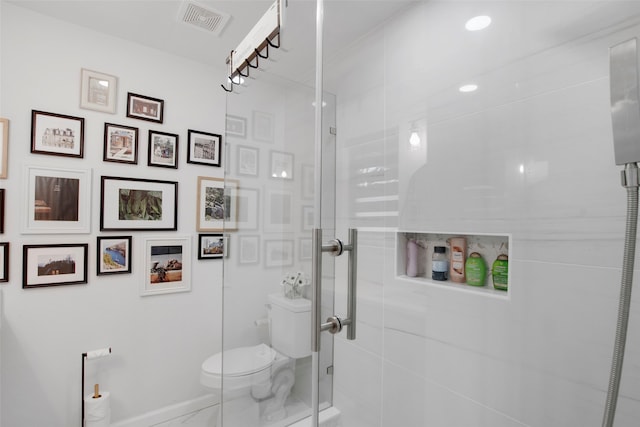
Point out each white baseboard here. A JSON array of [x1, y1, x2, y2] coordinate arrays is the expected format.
[[110, 394, 218, 427]]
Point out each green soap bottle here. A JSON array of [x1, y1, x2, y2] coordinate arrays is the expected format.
[[492, 254, 509, 291], [465, 252, 487, 286]]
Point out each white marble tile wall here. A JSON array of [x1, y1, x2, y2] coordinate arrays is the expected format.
[[329, 1, 640, 426]]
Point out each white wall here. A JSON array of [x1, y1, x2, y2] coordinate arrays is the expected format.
[[330, 2, 640, 427], [1, 4, 225, 426]]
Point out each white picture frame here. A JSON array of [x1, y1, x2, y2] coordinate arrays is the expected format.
[[265, 189, 293, 232], [265, 239, 294, 268], [237, 145, 259, 176], [252, 110, 274, 143], [236, 187, 259, 230], [270, 150, 293, 180], [23, 166, 91, 234], [80, 68, 118, 114], [141, 236, 191, 296], [238, 235, 260, 264]]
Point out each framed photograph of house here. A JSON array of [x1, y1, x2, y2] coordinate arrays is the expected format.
[[226, 115, 247, 138], [187, 129, 222, 167], [103, 123, 138, 164], [148, 130, 179, 169], [252, 110, 274, 143], [100, 176, 178, 231], [237, 145, 259, 176], [141, 237, 191, 296], [126, 92, 164, 123], [238, 235, 259, 264], [24, 166, 91, 234], [0, 242, 8, 282], [31, 110, 85, 158], [264, 240, 294, 268], [80, 68, 118, 114], [270, 150, 293, 180], [97, 235, 132, 275], [0, 117, 8, 179], [196, 177, 238, 231], [22, 243, 88, 288], [198, 234, 227, 259]]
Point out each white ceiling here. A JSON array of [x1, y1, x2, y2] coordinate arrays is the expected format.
[[7, 0, 416, 83]]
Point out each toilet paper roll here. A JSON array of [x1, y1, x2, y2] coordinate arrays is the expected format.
[[84, 391, 110, 427]]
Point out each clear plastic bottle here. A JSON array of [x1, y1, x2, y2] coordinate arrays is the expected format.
[[432, 246, 449, 281]]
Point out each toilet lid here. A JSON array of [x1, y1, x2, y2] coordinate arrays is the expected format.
[[202, 343, 276, 377]]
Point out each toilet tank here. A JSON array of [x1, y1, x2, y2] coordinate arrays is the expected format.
[[268, 293, 312, 358]]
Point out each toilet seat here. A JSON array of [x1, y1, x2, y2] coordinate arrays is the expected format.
[[201, 343, 277, 390]]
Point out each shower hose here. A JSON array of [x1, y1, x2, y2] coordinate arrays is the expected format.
[[603, 162, 638, 427]]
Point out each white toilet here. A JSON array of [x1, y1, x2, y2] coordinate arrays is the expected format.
[[201, 293, 312, 422]]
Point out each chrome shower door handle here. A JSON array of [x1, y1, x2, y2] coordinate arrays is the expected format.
[[311, 228, 358, 352]]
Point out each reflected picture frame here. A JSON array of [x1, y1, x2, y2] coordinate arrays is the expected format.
[[126, 92, 164, 123], [31, 110, 85, 158], [103, 122, 138, 164], [148, 130, 179, 169], [23, 243, 88, 288], [23, 166, 91, 234], [100, 176, 178, 231], [238, 235, 260, 265], [237, 145, 259, 176], [264, 239, 294, 268], [226, 115, 247, 139], [265, 189, 293, 232], [97, 235, 132, 275], [270, 150, 293, 180], [80, 68, 118, 114], [141, 236, 191, 296], [0, 118, 8, 179], [253, 110, 274, 143]]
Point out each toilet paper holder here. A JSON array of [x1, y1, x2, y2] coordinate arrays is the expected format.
[[82, 348, 111, 426]]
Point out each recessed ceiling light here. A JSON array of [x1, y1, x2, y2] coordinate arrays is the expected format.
[[459, 84, 478, 93], [465, 15, 492, 31]]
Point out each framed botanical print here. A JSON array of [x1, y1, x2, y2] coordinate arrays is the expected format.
[[100, 176, 178, 231]]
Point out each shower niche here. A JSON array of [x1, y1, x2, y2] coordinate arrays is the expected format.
[[396, 231, 511, 297]]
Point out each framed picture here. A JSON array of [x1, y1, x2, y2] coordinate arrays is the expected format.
[[264, 240, 294, 268], [97, 236, 132, 275], [236, 187, 259, 230], [198, 234, 228, 259], [301, 164, 314, 199], [100, 176, 178, 231], [0, 189, 4, 233], [80, 68, 117, 114], [24, 166, 91, 234], [196, 177, 238, 231], [253, 110, 274, 143], [126, 92, 164, 123], [23, 243, 88, 288], [0, 242, 8, 282], [148, 130, 179, 169], [187, 129, 222, 167], [237, 145, 259, 176], [31, 110, 85, 158], [141, 237, 191, 296], [265, 189, 293, 232], [226, 115, 247, 138], [0, 117, 8, 179], [299, 238, 312, 261], [238, 235, 260, 264], [270, 150, 293, 180], [103, 123, 138, 164], [302, 205, 314, 231]]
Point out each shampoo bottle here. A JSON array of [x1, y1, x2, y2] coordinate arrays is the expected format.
[[449, 237, 467, 283], [492, 254, 509, 291], [465, 252, 487, 286]]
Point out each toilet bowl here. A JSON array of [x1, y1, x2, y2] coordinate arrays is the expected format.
[[200, 294, 311, 421]]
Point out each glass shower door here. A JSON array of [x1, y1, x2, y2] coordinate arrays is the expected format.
[[220, 2, 336, 425]]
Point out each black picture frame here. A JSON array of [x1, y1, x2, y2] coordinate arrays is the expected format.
[[198, 234, 226, 259], [97, 235, 132, 275], [187, 129, 222, 167], [148, 130, 179, 169], [31, 110, 85, 158], [23, 243, 88, 288], [100, 176, 178, 231], [0, 188, 4, 233], [126, 92, 164, 123], [0, 242, 8, 282], [103, 122, 139, 164]]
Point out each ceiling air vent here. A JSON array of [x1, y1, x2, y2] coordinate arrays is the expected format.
[[178, 1, 231, 36]]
